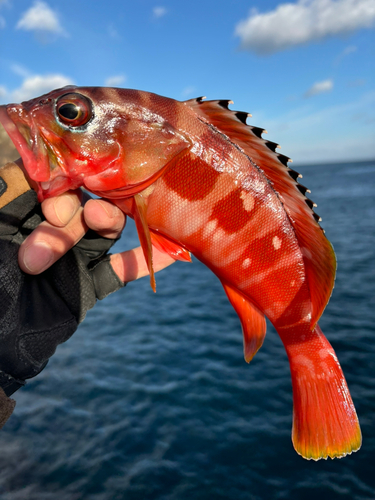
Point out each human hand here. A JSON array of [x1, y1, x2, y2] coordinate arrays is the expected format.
[[0, 159, 176, 422], [17, 169, 176, 281]]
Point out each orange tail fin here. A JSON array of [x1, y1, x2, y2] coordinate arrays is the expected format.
[[285, 324, 361, 460]]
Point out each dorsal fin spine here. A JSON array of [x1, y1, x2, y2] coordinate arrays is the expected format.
[[297, 184, 309, 195], [251, 126, 264, 138], [305, 198, 315, 209], [288, 169, 301, 181], [313, 213, 322, 222], [218, 100, 231, 109], [278, 154, 292, 166], [265, 141, 279, 152], [235, 111, 249, 124]]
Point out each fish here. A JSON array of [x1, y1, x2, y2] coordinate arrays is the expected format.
[[0, 86, 361, 460]]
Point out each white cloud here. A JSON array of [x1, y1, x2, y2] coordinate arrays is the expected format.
[[11, 63, 30, 78], [0, 86, 7, 99], [11, 74, 74, 102], [105, 75, 126, 87], [341, 45, 357, 56], [235, 0, 375, 55], [153, 6, 167, 18], [0, 16, 4, 29], [304, 79, 333, 98], [16, 1, 66, 36], [334, 44, 357, 65]]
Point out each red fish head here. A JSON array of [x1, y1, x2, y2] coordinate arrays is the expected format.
[[0, 86, 190, 200]]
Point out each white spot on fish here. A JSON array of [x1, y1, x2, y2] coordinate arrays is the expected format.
[[272, 236, 281, 250], [241, 252, 299, 290], [202, 219, 218, 240], [212, 227, 229, 245], [263, 301, 289, 320], [191, 141, 203, 157], [201, 225, 250, 268], [240, 191, 255, 212], [293, 354, 315, 374], [290, 280, 296, 287], [157, 188, 210, 239], [242, 176, 266, 194], [242, 258, 251, 268], [318, 349, 329, 360]]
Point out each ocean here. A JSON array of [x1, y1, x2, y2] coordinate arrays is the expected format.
[[0, 160, 374, 500]]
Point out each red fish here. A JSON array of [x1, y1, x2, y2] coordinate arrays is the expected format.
[[0, 86, 361, 460]]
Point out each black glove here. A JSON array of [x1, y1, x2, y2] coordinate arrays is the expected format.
[[0, 162, 125, 427]]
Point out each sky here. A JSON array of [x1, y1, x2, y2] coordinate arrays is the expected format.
[[0, 0, 374, 164]]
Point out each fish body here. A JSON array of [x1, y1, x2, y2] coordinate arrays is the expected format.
[[0, 86, 361, 460]]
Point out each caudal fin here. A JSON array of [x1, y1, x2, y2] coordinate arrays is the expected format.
[[286, 324, 361, 460]]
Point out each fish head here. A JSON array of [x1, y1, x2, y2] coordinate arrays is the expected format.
[[0, 86, 190, 200]]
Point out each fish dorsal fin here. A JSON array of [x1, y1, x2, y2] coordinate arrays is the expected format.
[[185, 97, 336, 327]]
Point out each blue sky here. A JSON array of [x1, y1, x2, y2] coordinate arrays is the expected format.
[[0, 0, 374, 164]]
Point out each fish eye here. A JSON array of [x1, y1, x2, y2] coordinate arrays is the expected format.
[[56, 93, 93, 127], [59, 103, 79, 120]]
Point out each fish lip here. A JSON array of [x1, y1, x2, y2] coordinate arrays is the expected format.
[[0, 104, 71, 200], [0, 104, 34, 163], [0, 104, 49, 178]]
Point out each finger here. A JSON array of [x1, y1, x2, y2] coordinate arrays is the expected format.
[[19, 207, 87, 274], [84, 199, 126, 239], [110, 246, 176, 283], [41, 190, 83, 227]]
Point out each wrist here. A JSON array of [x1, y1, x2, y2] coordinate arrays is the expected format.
[[0, 161, 32, 209]]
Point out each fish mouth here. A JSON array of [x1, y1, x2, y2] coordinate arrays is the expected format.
[[0, 104, 72, 200], [0, 105, 38, 171]]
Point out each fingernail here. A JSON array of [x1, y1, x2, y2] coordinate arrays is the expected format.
[[23, 241, 54, 273], [54, 195, 76, 225], [97, 200, 120, 219]]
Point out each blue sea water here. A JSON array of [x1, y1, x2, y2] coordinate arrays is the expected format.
[[0, 160, 374, 500]]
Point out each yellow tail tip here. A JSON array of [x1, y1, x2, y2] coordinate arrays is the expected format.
[[293, 424, 362, 461]]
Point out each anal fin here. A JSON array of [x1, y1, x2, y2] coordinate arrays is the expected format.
[[221, 281, 266, 362]]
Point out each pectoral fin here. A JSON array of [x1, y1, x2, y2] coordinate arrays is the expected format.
[[150, 231, 192, 262], [133, 193, 156, 292], [221, 281, 266, 362]]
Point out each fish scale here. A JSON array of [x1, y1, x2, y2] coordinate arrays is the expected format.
[[146, 149, 306, 325], [0, 86, 361, 460]]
